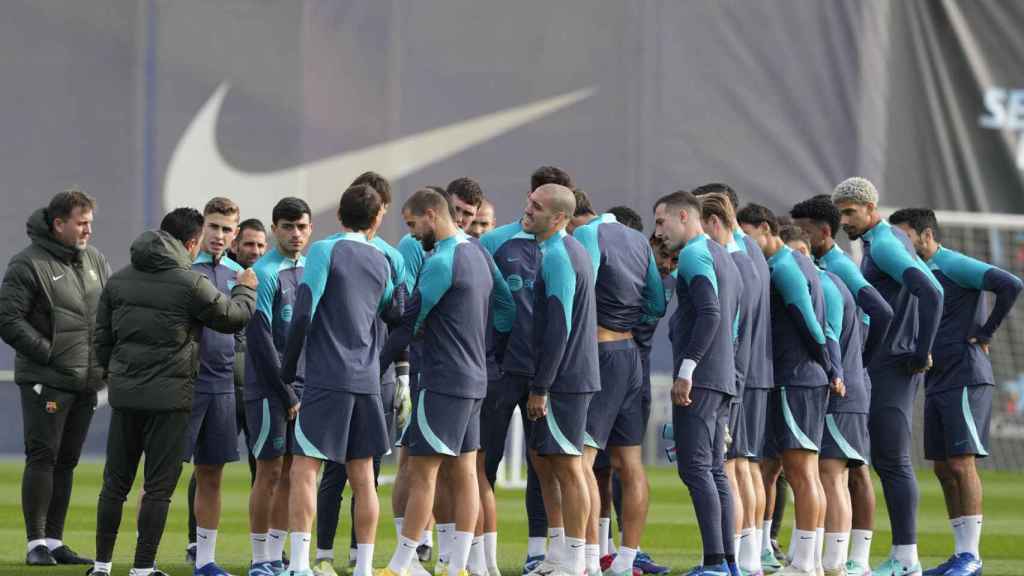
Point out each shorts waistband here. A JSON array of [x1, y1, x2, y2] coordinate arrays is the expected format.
[[598, 339, 636, 352]]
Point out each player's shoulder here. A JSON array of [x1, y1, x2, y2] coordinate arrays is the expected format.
[[481, 221, 530, 253]]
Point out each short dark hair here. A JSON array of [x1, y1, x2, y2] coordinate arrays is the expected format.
[[573, 188, 596, 217], [889, 208, 940, 241], [404, 188, 450, 217], [779, 225, 810, 245], [608, 205, 643, 232], [691, 183, 739, 213], [203, 197, 240, 219], [338, 184, 382, 232], [272, 197, 311, 225], [736, 203, 779, 235], [351, 171, 392, 207], [531, 165, 573, 192], [653, 190, 701, 214], [238, 218, 266, 235], [790, 195, 840, 239], [47, 189, 96, 225], [160, 207, 205, 246], [447, 177, 484, 208]]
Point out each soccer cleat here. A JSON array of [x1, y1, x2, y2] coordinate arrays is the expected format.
[[375, 569, 407, 576], [870, 557, 922, 576], [52, 545, 93, 564], [944, 553, 982, 576], [634, 551, 670, 575], [26, 544, 57, 566], [282, 571, 315, 576], [434, 561, 450, 576], [418, 544, 434, 563], [844, 560, 869, 576], [312, 558, 339, 576], [771, 566, 814, 576], [761, 549, 783, 574], [195, 561, 237, 576], [86, 570, 110, 576], [822, 566, 847, 576], [727, 562, 745, 576], [270, 560, 287, 574], [186, 544, 198, 565], [921, 556, 954, 576], [526, 560, 563, 576], [522, 555, 546, 575], [604, 567, 635, 576], [251, 561, 282, 576], [682, 563, 730, 576], [409, 558, 432, 576]]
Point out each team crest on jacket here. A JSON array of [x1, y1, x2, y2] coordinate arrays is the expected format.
[[45, 401, 58, 414]]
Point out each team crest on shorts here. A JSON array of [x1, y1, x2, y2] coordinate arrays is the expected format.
[[45, 401, 58, 414], [273, 436, 285, 450]]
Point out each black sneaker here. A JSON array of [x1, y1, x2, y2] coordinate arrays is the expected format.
[[85, 568, 109, 576], [185, 544, 197, 565], [52, 545, 93, 565], [417, 544, 433, 563], [26, 545, 57, 566]]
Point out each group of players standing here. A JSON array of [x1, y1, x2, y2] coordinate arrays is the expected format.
[[86, 166, 1020, 576]]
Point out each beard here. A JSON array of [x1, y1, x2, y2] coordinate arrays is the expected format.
[[842, 224, 862, 240], [419, 229, 437, 253]]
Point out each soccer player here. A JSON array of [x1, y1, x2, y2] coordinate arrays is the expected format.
[[244, 198, 312, 576], [572, 192, 666, 576], [737, 204, 843, 576], [230, 219, 269, 267], [449, 177, 485, 231], [699, 193, 763, 576], [314, 172, 406, 576], [692, 183, 777, 574], [478, 166, 573, 576], [277, 184, 402, 576], [381, 188, 514, 576], [91, 207, 257, 576], [832, 178, 943, 576], [654, 190, 741, 576], [185, 197, 247, 576], [790, 195, 894, 576], [469, 199, 497, 238], [889, 208, 1022, 576]]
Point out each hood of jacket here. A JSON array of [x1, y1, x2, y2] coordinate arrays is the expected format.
[[130, 230, 193, 273], [27, 207, 81, 263]]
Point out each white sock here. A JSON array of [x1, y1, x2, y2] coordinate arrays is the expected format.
[[395, 518, 405, 540], [389, 536, 420, 574], [610, 533, 618, 555], [438, 523, 456, 564], [761, 521, 772, 553], [611, 545, 637, 573], [351, 547, 359, 563], [422, 529, 434, 548], [450, 532, 474, 576], [290, 532, 311, 572], [196, 527, 217, 568], [27, 539, 47, 553], [849, 529, 872, 567], [252, 533, 270, 563], [93, 561, 113, 574], [962, 515, 982, 558], [814, 527, 825, 570], [586, 544, 601, 574], [598, 518, 611, 557], [788, 523, 799, 561], [566, 538, 586, 575], [45, 538, 63, 551], [548, 527, 566, 564], [469, 536, 486, 574], [951, 517, 966, 555], [268, 528, 287, 562], [484, 532, 499, 568], [528, 537, 547, 558], [317, 548, 335, 561], [354, 543, 374, 576], [822, 532, 848, 570], [791, 529, 816, 571], [733, 534, 741, 561], [129, 568, 154, 576], [892, 544, 919, 568], [739, 528, 761, 572]]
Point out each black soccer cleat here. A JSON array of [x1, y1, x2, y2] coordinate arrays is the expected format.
[[26, 545, 57, 566], [52, 544, 93, 565]]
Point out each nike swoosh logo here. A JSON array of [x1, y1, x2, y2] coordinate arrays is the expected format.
[[165, 82, 596, 218], [507, 257, 520, 262], [282, 287, 292, 295], [52, 274, 65, 281]]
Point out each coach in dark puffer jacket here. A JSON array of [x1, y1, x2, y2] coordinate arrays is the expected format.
[[0, 190, 109, 566], [89, 207, 257, 576]]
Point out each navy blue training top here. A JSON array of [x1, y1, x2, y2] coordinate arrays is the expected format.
[[245, 248, 305, 407], [728, 239, 757, 400], [768, 246, 831, 388], [819, 244, 894, 366], [481, 221, 541, 378], [193, 252, 245, 394], [734, 229, 774, 390], [819, 269, 868, 413]]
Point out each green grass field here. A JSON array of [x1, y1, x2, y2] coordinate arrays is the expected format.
[[0, 462, 1020, 575]]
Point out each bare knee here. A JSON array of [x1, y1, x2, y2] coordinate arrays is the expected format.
[[946, 456, 976, 480]]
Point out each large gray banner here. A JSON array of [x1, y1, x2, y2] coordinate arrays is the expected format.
[[2, 1, 1023, 454]]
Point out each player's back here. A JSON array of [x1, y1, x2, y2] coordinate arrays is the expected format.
[[671, 234, 741, 395], [728, 240, 757, 394], [574, 213, 665, 332], [299, 232, 394, 393], [481, 221, 540, 378], [820, 269, 867, 412], [533, 230, 600, 394], [768, 246, 828, 388], [735, 229, 774, 390], [416, 234, 494, 399]]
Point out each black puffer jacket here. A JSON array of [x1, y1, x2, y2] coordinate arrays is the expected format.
[[94, 230, 255, 411], [0, 208, 110, 392]]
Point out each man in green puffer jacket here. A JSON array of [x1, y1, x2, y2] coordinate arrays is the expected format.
[[0, 190, 110, 567], [88, 207, 257, 576]]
